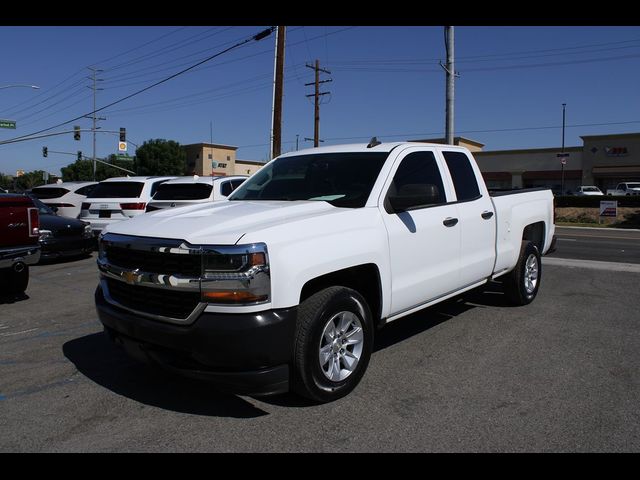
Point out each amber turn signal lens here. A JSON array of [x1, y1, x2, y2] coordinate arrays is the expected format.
[[202, 291, 268, 304], [249, 252, 266, 267]]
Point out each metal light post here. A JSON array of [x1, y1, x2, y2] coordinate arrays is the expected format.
[[0, 84, 40, 90], [1, 84, 40, 130]]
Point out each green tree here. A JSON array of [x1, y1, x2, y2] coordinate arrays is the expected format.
[[14, 170, 47, 191], [61, 155, 136, 182], [135, 139, 186, 176], [0, 173, 13, 191]]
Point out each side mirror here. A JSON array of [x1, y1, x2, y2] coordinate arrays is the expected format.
[[388, 184, 441, 213], [51, 206, 59, 213]]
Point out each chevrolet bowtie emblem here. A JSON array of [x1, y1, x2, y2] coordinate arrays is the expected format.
[[121, 269, 142, 285]]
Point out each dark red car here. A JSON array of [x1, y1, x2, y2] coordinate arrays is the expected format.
[[0, 193, 41, 296]]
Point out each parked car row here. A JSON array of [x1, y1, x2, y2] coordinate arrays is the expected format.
[[606, 182, 640, 196], [31, 181, 98, 218], [29, 175, 248, 237]]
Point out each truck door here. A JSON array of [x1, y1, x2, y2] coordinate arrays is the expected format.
[[440, 149, 496, 286], [380, 148, 461, 315]]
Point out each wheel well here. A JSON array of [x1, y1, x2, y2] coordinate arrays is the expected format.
[[300, 264, 382, 323], [522, 221, 545, 252]]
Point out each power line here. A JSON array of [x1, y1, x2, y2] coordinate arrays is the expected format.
[[4, 26, 341, 129], [0, 27, 276, 147], [234, 120, 640, 149], [328, 36, 640, 67], [92, 26, 188, 68], [2, 27, 228, 120]]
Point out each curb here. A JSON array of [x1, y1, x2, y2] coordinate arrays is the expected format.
[[556, 225, 640, 232]]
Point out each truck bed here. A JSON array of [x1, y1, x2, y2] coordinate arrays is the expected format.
[[490, 188, 555, 277]]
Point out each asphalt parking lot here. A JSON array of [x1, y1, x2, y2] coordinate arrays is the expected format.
[[1, 252, 640, 452]]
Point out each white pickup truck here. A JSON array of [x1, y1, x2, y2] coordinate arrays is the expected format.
[[95, 141, 556, 403], [606, 182, 640, 196]]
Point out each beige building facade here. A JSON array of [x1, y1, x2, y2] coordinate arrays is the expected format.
[[414, 132, 640, 194], [183, 142, 265, 178]]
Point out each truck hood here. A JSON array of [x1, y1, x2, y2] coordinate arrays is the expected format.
[[103, 200, 339, 245]]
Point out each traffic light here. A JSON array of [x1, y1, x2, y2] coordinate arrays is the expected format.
[[119, 127, 126, 142], [74, 125, 81, 141], [42, 146, 48, 157], [77, 151, 82, 161]]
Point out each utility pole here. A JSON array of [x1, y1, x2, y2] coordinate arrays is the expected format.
[[270, 26, 286, 159], [86, 67, 105, 181], [561, 103, 567, 194], [305, 60, 331, 147], [441, 26, 458, 145]]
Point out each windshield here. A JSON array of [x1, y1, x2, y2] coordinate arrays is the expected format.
[[88, 181, 144, 198], [229, 152, 389, 208], [153, 183, 213, 200]]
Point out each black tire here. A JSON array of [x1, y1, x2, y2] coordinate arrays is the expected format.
[[292, 286, 374, 403], [7, 265, 29, 295], [503, 241, 541, 306]]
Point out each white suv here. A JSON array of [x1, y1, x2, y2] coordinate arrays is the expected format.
[[145, 175, 247, 212], [31, 181, 98, 218], [80, 176, 176, 235]]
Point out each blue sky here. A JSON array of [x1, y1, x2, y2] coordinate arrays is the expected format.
[[1, 25, 639, 176]]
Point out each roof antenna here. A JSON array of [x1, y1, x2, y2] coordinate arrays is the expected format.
[[367, 137, 382, 148]]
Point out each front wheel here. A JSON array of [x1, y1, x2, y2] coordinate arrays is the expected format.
[[503, 241, 541, 306], [292, 286, 374, 403]]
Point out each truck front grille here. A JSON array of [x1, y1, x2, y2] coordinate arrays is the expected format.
[[106, 278, 201, 320], [105, 245, 201, 277]]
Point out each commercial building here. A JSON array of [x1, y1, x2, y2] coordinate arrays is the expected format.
[[182, 142, 264, 177], [413, 132, 640, 194]]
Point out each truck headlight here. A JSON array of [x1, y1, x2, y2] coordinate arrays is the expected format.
[[200, 243, 270, 305]]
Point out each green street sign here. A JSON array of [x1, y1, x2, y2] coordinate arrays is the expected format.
[[116, 154, 133, 162], [0, 119, 16, 129]]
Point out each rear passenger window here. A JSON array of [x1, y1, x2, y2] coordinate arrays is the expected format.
[[76, 185, 97, 196], [220, 181, 233, 197], [443, 151, 481, 201], [387, 151, 446, 211], [150, 180, 170, 197]]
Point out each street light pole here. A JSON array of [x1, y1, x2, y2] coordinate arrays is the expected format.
[[0, 84, 40, 90]]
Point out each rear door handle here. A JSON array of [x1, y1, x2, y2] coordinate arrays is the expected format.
[[443, 217, 458, 227], [481, 211, 494, 220]]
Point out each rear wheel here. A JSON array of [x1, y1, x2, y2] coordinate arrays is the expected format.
[[292, 286, 374, 403], [503, 241, 541, 306], [1, 265, 29, 296]]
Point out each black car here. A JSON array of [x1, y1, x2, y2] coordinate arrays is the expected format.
[[29, 195, 95, 261]]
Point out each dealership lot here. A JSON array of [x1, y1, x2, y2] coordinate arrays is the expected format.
[[1, 253, 640, 452]]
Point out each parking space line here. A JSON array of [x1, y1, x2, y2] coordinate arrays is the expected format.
[[0, 328, 39, 337]]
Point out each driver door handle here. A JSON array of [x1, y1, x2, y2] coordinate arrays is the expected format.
[[481, 211, 494, 220], [443, 217, 459, 227]]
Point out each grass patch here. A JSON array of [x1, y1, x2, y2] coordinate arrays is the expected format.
[[555, 207, 640, 228]]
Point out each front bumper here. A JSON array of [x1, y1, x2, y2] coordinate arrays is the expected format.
[[95, 284, 297, 396], [0, 245, 41, 269], [40, 236, 96, 260]]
